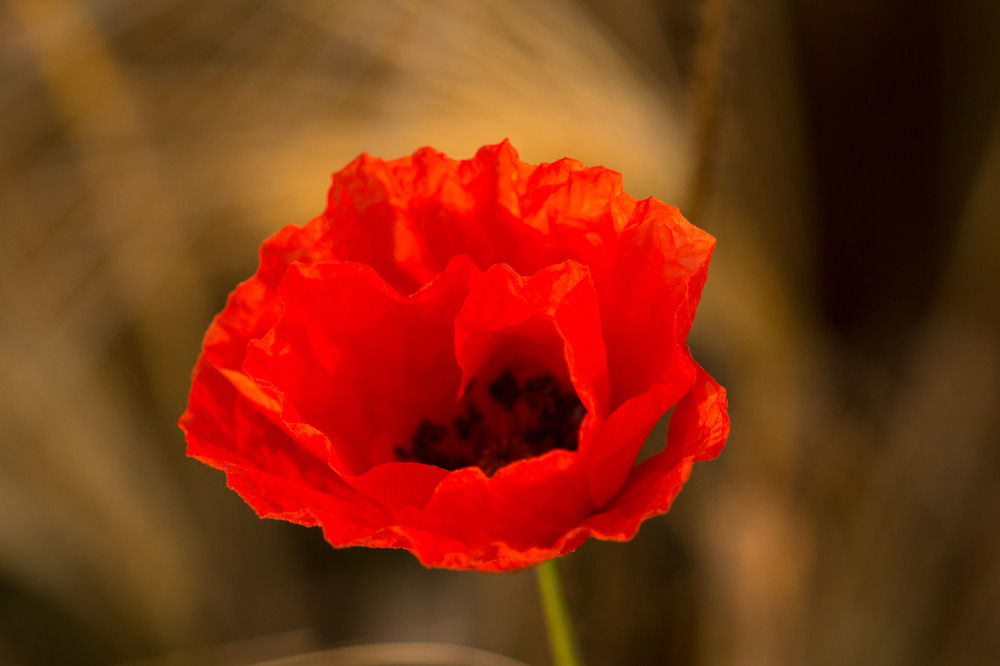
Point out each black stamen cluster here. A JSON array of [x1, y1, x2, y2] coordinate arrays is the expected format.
[[489, 370, 519, 411], [396, 369, 586, 475], [515, 373, 585, 452]]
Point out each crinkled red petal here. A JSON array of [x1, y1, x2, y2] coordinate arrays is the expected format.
[[181, 358, 389, 542], [599, 198, 715, 410], [581, 350, 697, 508], [404, 449, 590, 569], [453, 261, 610, 431], [242, 255, 480, 477], [580, 363, 729, 540], [319, 141, 635, 292]]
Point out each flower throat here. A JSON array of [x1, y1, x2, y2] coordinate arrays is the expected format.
[[395, 369, 585, 476]]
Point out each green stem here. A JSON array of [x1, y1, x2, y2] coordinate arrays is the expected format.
[[535, 559, 584, 666]]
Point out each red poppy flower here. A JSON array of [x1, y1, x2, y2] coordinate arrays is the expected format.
[[180, 141, 728, 571]]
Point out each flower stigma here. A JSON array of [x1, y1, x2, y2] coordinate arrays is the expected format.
[[395, 368, 586, 475]]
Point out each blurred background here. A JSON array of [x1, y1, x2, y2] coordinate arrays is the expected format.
[[1, 0, 998, 664]]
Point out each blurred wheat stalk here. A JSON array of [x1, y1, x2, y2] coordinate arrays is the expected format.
[[0, 0, 997, 665]]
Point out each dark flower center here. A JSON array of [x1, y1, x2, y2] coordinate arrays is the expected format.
[[395, 369, 586, 475]]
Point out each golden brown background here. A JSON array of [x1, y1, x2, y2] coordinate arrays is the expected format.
[[1, 0, 998, 664]]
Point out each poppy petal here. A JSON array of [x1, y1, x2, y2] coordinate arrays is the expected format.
[[453, 260, 610, 431], [580, 363, 729, 540], [600, 198, 716, 410], [408, 449, 590, 569], [243, 255, 480, 477], [182, 359, 389, 541]]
